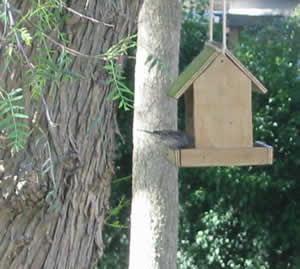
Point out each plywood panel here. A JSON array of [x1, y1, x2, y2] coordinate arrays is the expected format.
[[167, 147, 273, 167], [194, 54, 253, 148], [184, 87, 194, 136], [225, 50, 267, 93]]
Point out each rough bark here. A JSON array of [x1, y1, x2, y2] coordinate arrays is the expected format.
[[129, 1, 181, 269], [0, 0, 141, 268]]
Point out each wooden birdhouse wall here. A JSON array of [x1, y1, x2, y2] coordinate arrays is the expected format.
[[193, 54, 253, 148], [184, 86, 194, 137]]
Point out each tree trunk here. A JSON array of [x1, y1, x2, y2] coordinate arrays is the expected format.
[[129, 0, 181, 269], [0, 0, 141, 268]]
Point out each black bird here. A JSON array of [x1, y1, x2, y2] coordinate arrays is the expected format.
[[138, 129, 195, 149]]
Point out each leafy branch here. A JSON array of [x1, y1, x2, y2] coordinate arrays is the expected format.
[[40, 131, 60, 211], [18, 27, 32, 46], [102, 35, 137, 111], [0, 88, 29, 152], [0, 0, 136, 155], [105, 61, 134, 111], [102, 34, 137, 60], [105, 196, 130, 229]]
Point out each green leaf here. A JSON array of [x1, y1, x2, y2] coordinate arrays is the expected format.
[[7, 95, 24, 102], [2, 123, 19, 131], [8, 139, 25, 147], [114, 73, 126, 80], [115, 80, 129, 89], [15, 122, 30, 129], [107, 88, 119, 100], [10, 105, 25, 111], [0, 104, 8, 111], [42, 165, 51, 174], [0, 117, 12, 127], [118, 100, 124, 108], [0, 99, 10, 105], [121, 96, 134, 102], [9, 143, 23, 152], [107, 78, 115, 84], [6, 129, 28, 138], [112, 95, 120, 101], [35, 71, 56, 79], [0, 106, 13, 116], [62, 70, 81, 79], [9, 88, 23, 96], [12, 113, 29, 119], [104, 65, 113, 70], [120, 87, 133, 95]]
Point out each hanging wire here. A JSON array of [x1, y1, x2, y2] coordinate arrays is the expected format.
[[222, 0, 227, 54], [209, 0, 227, 53], [209, 0, 214, 42]]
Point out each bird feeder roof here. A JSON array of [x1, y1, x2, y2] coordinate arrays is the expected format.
[[167, 42, 268, 99]]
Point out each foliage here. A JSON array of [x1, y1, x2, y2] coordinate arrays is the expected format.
[[105, 62, 133, 111], [18, 27, 32, 46], [180, 0, 224, 71], [0, 0, 142, 267], [102, 35, 137, 110], [180, 0, 208, 70], [234, 14, 300, 268], [0, 87, 29, 152], [0, 0, 74, 151], [0, 0, 136, 152], [13, 0, 73, 98], [179, 200, 270, 269]]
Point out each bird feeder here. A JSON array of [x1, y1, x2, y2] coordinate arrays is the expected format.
[[166, 0, 272, 167], [166, 42, 273, 167]]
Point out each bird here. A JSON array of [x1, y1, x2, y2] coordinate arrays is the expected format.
[[137, 129, 195, 149]]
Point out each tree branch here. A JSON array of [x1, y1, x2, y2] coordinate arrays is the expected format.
[[62, 5, 115, 28], [6, 0, 58, 128]]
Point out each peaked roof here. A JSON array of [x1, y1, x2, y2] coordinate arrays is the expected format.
[[167, 42, 268, 99]]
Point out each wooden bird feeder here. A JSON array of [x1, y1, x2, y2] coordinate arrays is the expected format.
[[166, 41, 273, 167]]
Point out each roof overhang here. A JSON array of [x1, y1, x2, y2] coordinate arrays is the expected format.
[[167, 42, 268, 99]]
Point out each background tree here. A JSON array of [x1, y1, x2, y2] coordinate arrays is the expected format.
[[0, 0, 141, 268], [128, 0, 181, 268]]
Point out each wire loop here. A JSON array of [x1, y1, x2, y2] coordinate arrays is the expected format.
[[209, 0, 227, 54]]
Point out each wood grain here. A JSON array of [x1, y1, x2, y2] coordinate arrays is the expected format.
[[194, 54, 253, 148], [167, 146, 273, 167]]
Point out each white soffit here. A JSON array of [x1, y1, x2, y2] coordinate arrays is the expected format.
[[228, 8, 287, 16]]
